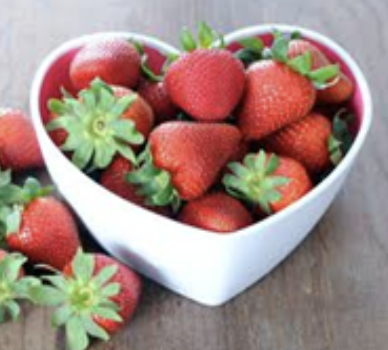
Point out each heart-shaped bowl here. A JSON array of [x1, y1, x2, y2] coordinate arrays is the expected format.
[[30, 26, 372, 306]]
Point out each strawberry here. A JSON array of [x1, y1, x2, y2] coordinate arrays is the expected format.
[[179, 192, 253, 233], [4, 178, 80, 270], [223, 150, 312, 214], [100, 156, 143, 204], [70, 38, 141, 91], [47, 79, 145, 170], [138, 78, 178, 124], [46, 113, 68, 147], [237, 31, 340, 141], [112, 85, 154, 138], [237, 60, 316, 140], [127, 121, 241, 210], [264, 112, 333, 174], [287, 38, 354, 104], [100, 156, 169, 216], [317, 72, 354, 105], [0, 109, 44, 172], [35, 250, 142, 350], [165, 22, 245, 122], [229, 141, 250, 163], [288, 39, 329, 69], [0, 251, 41, 323]]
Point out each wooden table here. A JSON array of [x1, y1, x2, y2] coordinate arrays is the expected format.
[[0, 0, 385, 349]]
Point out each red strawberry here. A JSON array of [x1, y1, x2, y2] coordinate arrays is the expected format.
[[0, 109, 44, 172], [287, 39, 354, 104], [37, 251, 141, 350], [70, 38, 141, 91], [179, 192, 253, 233], [46, 113, 68, 147], [112, 86, 155, 138], [317, 72, 354, 104], [224, 150, 312, 214], [5, 178, 80, 270], [229, 141, 250, 164], [63, 252, 141, 334], [100, 156, 169, 216], [0, 251, 41, 323], [219, 140, 250, 180], [165, 22, 245, 122], [138, 78, 178, 124], [288, 39, 329, 69], [47, 79, 145, 170], [264, 113, 333, 174], [127, 121, 241, 210], [100, 156, 142, 204], [237, 61, 316, 140]]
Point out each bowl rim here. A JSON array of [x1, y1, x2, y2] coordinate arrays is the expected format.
[[30, 26, 372, 242]]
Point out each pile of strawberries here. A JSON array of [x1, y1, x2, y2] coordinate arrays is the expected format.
[[0, 22, 355, 350], [47, 23, 354, 230]]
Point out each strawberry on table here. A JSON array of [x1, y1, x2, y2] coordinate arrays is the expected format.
[[0, 109, 44, 172], [4, 177, 80, 270], [0, 250, 41, 323], [127, 121, 242, 211], [70, 38, 141, 91], [237, 31, 339, 140], [165, 22, 245, 122], [34, 250, 142, 350], [46, 79, 145, 170], [179, 192, 253, 233], [223, 150, 312, 214]]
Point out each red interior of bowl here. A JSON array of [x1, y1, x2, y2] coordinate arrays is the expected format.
[[227, 33, 363, 133], [39, 44, 168, 123]]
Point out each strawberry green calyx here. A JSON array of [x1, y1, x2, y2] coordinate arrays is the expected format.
[[2, 177, 52, 237], [0, 166, 12, 188], [47, 78, 144, 171], [0, 252, 42, 323], [0, 207, 11, 240], [0, 167, 16, 239], [267, 29, 339, 88], [235, 37, 265, 66], [0, 170, 52, 240], [328, 109, 355, 165], [32, 250, 122, 350], [180, 21, 224, 51], [126, 146, 181, 212], [133, 40, 164, 83], [223, 151, 290, 214], [0, 167, 24, 206]]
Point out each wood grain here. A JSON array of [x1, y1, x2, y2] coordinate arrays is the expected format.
[[0, 0, 386, 349]]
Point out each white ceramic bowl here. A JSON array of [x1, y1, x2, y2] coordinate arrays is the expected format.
[[30, 26, 372, 306]]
